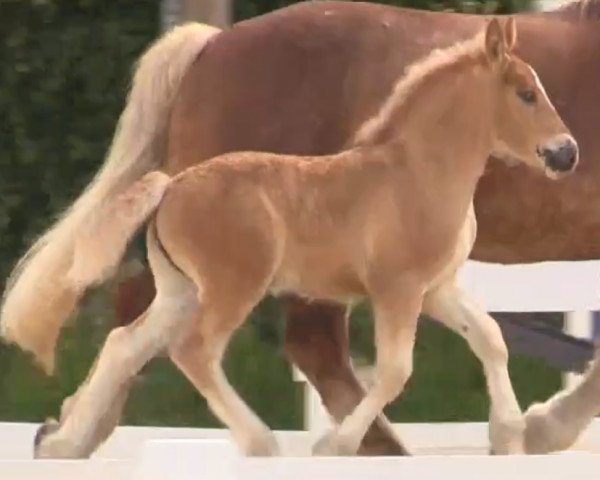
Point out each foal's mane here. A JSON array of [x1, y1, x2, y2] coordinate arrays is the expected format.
[[353, 32, 486, 146]]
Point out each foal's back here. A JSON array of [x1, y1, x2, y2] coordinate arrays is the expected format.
[[157, 147, 402, 301]]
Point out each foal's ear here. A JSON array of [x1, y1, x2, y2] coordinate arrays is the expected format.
[[504, 17, 517, 51], [484, 18, 506, 64]]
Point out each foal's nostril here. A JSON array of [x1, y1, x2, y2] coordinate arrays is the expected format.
[[542, 137, 579, 173]]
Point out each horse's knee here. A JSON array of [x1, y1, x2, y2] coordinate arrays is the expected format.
[[377, 356, 413, 401]]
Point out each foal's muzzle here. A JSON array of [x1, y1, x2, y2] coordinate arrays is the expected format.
[[537, 135, 579, 174]]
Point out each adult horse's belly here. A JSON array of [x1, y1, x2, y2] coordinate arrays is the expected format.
[[167, 1, 600, 264]]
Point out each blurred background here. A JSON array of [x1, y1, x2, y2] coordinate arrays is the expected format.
[[0, 0, 567, 430]]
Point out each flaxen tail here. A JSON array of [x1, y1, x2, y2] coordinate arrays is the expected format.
[[0, 23, 220, 374], [68, 171, 171, 294]]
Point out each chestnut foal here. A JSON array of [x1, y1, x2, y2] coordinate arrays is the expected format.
[[22, 19, 577, 458]]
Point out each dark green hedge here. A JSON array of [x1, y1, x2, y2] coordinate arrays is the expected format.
[[0, 1, 159, 280]]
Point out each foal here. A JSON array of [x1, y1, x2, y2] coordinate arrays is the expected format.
[[33, 19, 577, 458]]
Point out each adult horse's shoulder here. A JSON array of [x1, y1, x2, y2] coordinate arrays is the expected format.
[[234, 0, 403, 25], [546, 0, 600, 22], [227, 0, 419, 42]]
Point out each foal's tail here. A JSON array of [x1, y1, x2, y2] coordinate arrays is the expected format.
[[0, 23, 220, 374], [68, 171, 171, 297]]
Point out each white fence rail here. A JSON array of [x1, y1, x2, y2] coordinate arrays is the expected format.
[[1, 421, 600, 479]]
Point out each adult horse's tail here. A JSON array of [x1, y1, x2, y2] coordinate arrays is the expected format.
[[0, 22, 220, 374]]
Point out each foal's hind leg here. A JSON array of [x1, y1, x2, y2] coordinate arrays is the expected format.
[[34, 290, 195, 458], [170, 291, 278, 456], [34, 355, 133, 458], [34, 230, 197, 459], [423, 281, 524, 454]]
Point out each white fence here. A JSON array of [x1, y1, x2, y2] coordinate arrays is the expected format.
[[1, 421, 600, 479]]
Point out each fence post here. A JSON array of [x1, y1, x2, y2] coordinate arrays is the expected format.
[[564, 311, 594, 388]]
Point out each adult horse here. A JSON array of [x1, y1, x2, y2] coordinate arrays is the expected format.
[[3, 0, 600, 457]]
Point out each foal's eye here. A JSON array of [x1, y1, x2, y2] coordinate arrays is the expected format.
[[517, 89, 537, 104]]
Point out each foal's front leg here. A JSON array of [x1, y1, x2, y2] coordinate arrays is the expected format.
[[423, 282, 524, 454], [284, 297, 410, 455], [313, 286, 422, 456]]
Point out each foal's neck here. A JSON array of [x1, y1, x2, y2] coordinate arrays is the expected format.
[[399, 67, 493, 178], [360, 54, 495, 219]]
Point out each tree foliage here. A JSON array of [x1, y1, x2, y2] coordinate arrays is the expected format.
[[0, 0, 159, 279]]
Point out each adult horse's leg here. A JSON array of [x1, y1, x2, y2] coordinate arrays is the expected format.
[[523, 346, 600, 453], [422, 282, 525, 454], [284, 296, 409, 455]]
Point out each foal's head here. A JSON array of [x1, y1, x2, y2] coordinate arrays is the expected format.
[[485, 18, 578, 177]]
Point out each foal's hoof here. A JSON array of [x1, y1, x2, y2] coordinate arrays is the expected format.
[[312, 430, 357, 457], [34, 421, 82, 459], [245, 433, 280, 457], [34, 434, 78, 459], [33, 418, 60, 457], [489, 415, 525, 455]]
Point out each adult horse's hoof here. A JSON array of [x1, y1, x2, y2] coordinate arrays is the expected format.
[[33, 418, 60, 457], [358, 429, 411, 456], [312, 430, 357, 457]]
